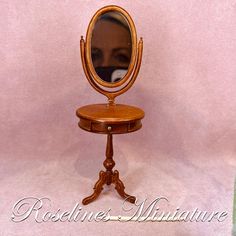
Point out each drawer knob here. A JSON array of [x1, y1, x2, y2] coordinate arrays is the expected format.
[[107, 126, 112, 131]]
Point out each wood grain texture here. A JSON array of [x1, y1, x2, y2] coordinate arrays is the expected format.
[[76, 103, 144, 134], [82, 134, 136, 205], [77, 103, 144, 122], [78, 5, 144, 205], [85, 5, 137, 88]]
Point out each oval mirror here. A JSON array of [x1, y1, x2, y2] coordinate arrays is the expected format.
[[91, 11, 132, 83], [85, 6, 137, 88]]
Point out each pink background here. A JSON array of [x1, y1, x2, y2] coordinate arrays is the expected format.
[[1, 0, 236, 235]]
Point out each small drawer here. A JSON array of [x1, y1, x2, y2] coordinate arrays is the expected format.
[[91, 122, 128, 134]]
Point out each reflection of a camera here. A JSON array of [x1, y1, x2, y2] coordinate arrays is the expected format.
[[111, 69, 127, 82], [95, 67, 128, 82]]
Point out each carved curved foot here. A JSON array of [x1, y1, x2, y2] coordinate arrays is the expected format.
[[113, 170, 136, 204], [82, 171, 106, 205]]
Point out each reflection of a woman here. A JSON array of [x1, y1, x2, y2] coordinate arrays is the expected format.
[[91, 13, 132, 82]]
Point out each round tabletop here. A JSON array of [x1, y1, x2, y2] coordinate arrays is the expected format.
[[76, 103, 144, 134]]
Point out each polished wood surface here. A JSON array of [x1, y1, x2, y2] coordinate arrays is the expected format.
[[85, 5, 137, 88], [82, 134, 136, 205], [78, 5, 144, 205], [76, 103, 144, 204], [77, 104, 144, 134], [77, 104, 144, 122], [80, 36, 143, 104], [80, 5, 143, 104]]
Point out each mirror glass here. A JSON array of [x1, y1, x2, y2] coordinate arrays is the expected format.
[[91, 11, 132, 83]]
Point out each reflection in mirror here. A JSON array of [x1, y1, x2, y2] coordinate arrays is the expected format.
[[91, 11, 132, 83]]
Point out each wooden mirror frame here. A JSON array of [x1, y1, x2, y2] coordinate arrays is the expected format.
[[80, 5, 143, 104]]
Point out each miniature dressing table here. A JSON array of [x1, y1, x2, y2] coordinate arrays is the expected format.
[[76, 5, 144, 205]]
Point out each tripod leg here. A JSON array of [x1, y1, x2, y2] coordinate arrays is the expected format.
[[82, 170, 106, 205], [112, 170, 136, 204]]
